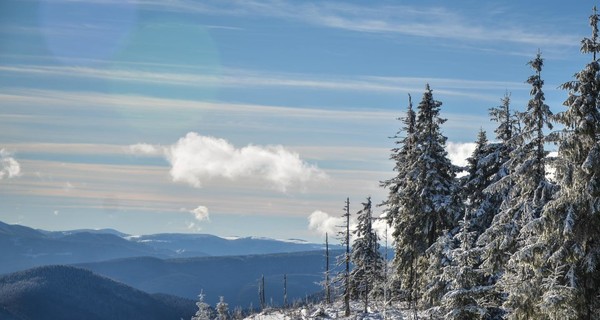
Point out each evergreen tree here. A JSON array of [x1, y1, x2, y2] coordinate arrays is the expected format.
[[334, 197, 352, 316], [421, 230, 453, 310], [383, 86, 459, 309], [501, 51, 556, 319], [192, 290, 212, 320], [475, 93, 521, 315], [412, 84, 461, 308], [413, 84, 461, 244], [216, 296, 229, 320], [258, 275, 265, 310], [324, 234, 330, 304], [538, 7, 600, 319], [350, 197, 384, 313], [380, 94, 420, 305], [461, 129, 504, 235], [438, 211, 492, 320]]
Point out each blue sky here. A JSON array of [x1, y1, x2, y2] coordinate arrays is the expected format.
[[0, 0, 595, 242]]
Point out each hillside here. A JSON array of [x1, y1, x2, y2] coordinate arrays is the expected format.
[[77, 250, 344, 308], [0, 265, 195, 320]]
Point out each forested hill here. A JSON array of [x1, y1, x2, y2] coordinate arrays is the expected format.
[[0, 265, 195, 320]]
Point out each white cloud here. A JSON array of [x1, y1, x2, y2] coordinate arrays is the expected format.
[[308, 210, 343, 236], [0, 148, 21, 180], [117, 1, 576, 48], [446, 142, 476, 168], [128, 143, 163, 155], [372, 213, 394, 245], [190, 205, 210, 222], [0, 65, 525, 103], [165, 132, 326, 191]]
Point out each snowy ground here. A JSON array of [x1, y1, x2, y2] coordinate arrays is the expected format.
[[244, 301, 423, 320]]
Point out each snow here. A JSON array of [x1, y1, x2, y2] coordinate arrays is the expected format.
[[243, 301, 414, 320]]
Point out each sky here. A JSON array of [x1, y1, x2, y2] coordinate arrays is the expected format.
[[0, 0, 596, 243]]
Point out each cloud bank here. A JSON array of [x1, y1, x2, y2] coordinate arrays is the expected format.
[[0, 149, 21, 180], [130, 132, 326, 192]]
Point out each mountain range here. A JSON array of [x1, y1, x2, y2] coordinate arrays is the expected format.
[[0, 220, 347, 310], [0, 220, 333, 275]]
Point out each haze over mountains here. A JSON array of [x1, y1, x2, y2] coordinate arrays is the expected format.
[[0, 219, 342, 317], [0, 220, 331, 274]]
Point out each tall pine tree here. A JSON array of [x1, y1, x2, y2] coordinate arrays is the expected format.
[[461, 129, 504, 236], [501, 51, 556, 319], [538, 7, 600, 319], [380, 94, 420, 304], [383, 85, 459, 308], [350, 197, 384, 313]]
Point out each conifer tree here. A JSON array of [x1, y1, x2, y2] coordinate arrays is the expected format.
[[334, 197, 352, 316], [380, 94, 420, 304], [192, 290, 212, 320], [413, 84, 461, 308], [501, 51, 556, 319], [258, 275, 265, 310], [538, 7, 600, 319], [216, 296, 229, 320], [383, 86, 459, 308], [350, 197, 384, 313], [475, 94, 521, 304], [460, 129, 504, 235], [324, 233, 331, 304], [413, 84, 461, 244], [438, 211, 491, 320]]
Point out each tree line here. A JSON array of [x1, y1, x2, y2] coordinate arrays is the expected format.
[[190, 7, 600, 320], [372, 7, 600, 320]]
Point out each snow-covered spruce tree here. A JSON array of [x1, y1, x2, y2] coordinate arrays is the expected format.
[[216, 296, 229, 320], [192, 290, 212, 320], [500, 51, 556, 320], [350, 197, 385, 313], [413, 84, 461, 245], [437, 210, 492, 320], [538, 7, 600, 319], [420, 230, 453, 311], [475, 93, 522, 315], [380, 94, 420, 304], [412, 84, 462, 308], [460, 129, 504, 236]]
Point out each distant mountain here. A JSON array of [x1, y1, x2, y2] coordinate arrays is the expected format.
[[0, 221, 171, 274], [77, 250, 345, 308], [0, 265, 195, 320], [0, 220, 334, 274], [128, 233, 329, 257], [40, 228, 129, 238]]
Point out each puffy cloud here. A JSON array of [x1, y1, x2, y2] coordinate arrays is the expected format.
[[165, 132, 326, 191], [372, 213, 394, 245], [190, 205, 210, 222], [446, 142, 476, 167], [308, 210, 343, 236], [0, 148, 21, 180]]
